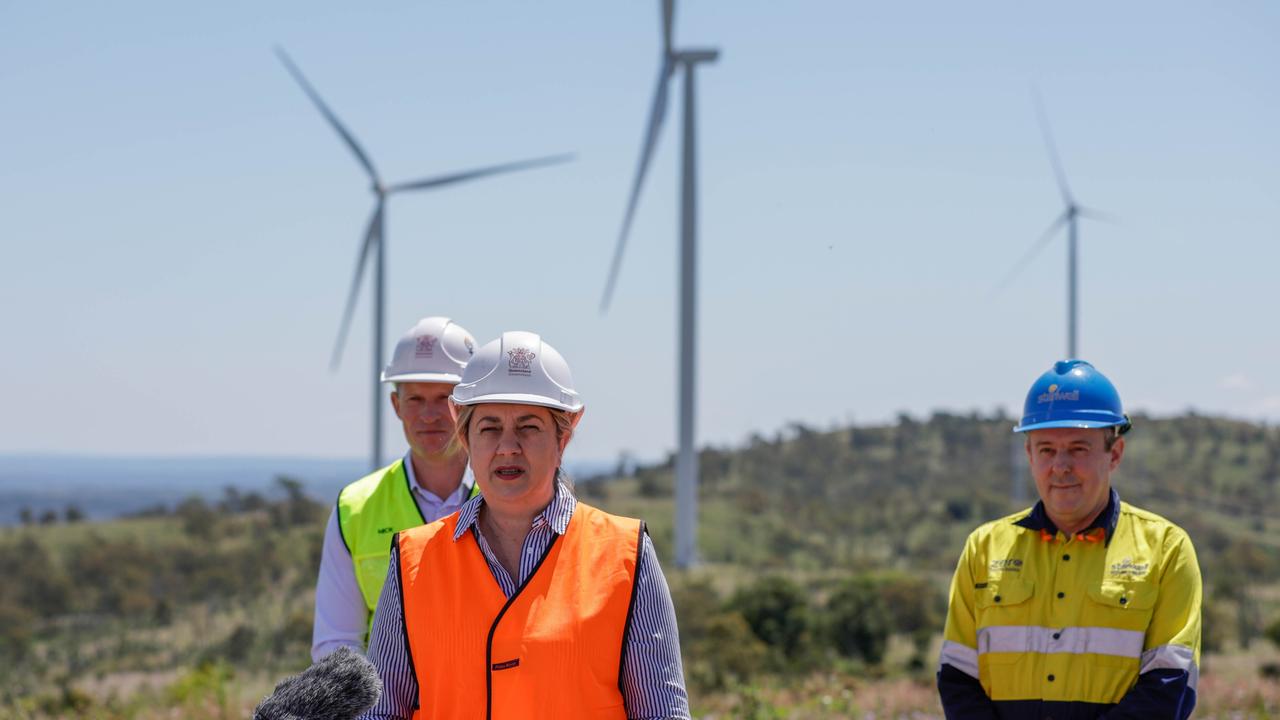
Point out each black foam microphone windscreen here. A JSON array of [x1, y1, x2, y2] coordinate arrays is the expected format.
[[253, 647, 382, 720]]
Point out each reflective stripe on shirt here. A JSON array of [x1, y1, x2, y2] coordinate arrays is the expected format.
[[978, 625, 1144, 659], [1141, 644, 1199, 689]]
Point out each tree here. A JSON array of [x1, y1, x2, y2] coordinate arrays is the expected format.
[[827, 575, 892, 665], [877, 573, 944, 667], [729, 576, 812, 663], [0, 602, 35, 661], [1266, 615, 1280, 650], [0, 536, 73, 617], [275, 475, 323, 526], [177, 497, 217, 539], [64, 504, 85, 523], [18, 507, 33, 525]]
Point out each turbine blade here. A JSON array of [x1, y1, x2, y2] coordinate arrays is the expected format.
[[330, 202, 383, 370], [993, 210, 1070, 293], [1032, 86, 1073, 207], [601, 60, 673, 312], [275, 46, 381, 184], [662, 0, 674, 57], [1076, 206, 1120, 224], [386, 153, 574, 194]]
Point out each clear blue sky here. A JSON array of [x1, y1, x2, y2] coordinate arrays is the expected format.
[[2, 1, 1277, 466]]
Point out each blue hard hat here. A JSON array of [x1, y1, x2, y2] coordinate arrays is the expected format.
[[1013, 359, 1131, 434]]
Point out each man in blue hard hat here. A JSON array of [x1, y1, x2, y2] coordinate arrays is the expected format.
[[937, 360, 1202, 719]]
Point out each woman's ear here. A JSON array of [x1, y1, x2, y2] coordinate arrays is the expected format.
[[559, 409, 584, 454]]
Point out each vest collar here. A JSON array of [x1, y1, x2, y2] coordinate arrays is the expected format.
[[1013, 487, 1120, 546], [453, 479, 577, 542]]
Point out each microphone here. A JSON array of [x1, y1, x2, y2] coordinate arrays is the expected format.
[[253, 647, 382, 720]]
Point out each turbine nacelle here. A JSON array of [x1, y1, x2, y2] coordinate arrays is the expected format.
[[672, 48, 720, 65]]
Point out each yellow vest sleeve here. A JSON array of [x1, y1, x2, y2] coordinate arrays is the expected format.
[[940, 533, 981, 679], [1140, 528, 1202, 676]]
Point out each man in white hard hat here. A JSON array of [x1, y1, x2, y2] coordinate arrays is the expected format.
[[311, 317, 479, 661]]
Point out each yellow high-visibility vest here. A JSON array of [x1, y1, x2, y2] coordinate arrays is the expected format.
[[940, 500, 1201, 708], [337, 459, 478, 630]]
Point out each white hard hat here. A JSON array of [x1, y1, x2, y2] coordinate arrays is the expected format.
[[381, 317, 476, 384], [451, 331, 583, 413]]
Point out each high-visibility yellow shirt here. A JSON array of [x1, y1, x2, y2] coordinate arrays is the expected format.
[[337, 459, 480, 624], [939, 492, 1201, 717]]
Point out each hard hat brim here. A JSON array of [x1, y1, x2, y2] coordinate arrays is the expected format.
[[451, 391, 583, 413], [1013, 419, 1125, 433], [380, 371, 464, 384]]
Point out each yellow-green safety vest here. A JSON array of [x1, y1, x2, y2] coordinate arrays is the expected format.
[[940, 501, 1201, 709], [337, 459, 479, 630]]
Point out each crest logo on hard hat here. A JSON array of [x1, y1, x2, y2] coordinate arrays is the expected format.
[[464, 336, 475, 355], [507, 348, 536, 376], [415, 336, 437, 358]]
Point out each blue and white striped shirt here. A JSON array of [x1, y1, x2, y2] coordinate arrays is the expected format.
[[360, 483, 690, 720]]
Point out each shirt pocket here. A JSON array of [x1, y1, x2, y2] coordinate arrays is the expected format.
[[976, 576, 1036, 611], [1084, 580, 1159, 663], [975, 577, 1036, 665], [1086, 580, 1157, 613]]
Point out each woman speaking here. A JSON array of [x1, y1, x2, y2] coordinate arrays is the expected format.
[[359, 331, 689, 719]]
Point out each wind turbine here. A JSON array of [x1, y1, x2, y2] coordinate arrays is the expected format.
[[275, 47, 572, 472], [599, 0, 719, 569], [998, 90, 1114, 359]]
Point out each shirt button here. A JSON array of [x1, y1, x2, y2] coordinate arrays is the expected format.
[[1062, 554, 1071, 561], [1052, 632, 1060, 640], [1057, 591, 1065, 599], [994, 596, 1002, 603], [1120, 597, 1128, 605], [1047, 674, 1055, 682]]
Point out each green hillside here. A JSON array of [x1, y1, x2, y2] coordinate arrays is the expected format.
[[3, 413, 1280, 718]]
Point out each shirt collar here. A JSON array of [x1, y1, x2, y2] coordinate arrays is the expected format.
[[402, 452, 475, 505], [1013, 487, 1120, 546], [453, 478, 577, 542]]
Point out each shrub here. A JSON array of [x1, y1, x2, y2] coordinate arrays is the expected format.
[[685, 612, 769, 691], [729, 575, 812, 664], [827, 575, 892, 665], [0, 602, 35, 661], [1265, 615, 1280, 650]]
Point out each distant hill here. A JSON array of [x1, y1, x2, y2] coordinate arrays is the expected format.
[[0, 454, 618, 524], [592, 410, 1280, 587]]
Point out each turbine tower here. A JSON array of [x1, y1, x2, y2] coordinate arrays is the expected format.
[[276, 48, 572, 472], [599, 0, 718, 569], [998, 90, 1113, 359]]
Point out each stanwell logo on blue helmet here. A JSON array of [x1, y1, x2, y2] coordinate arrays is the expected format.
[[1037, 384, 1080, 404]]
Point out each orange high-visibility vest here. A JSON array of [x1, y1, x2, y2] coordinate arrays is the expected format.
[[397, 502, 643, 720]]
